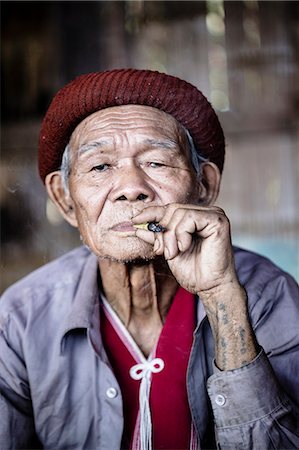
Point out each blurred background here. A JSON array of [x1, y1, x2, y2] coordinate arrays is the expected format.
[[1, 0, 299, 293]]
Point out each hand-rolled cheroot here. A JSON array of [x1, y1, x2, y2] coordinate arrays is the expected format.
[[133, 222, 166, 233]]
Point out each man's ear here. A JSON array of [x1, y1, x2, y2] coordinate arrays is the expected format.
[[197, 162, 221, 205], [45, 171, 78, 228]]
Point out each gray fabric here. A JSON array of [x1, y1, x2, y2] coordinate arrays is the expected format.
[[0, 246, 298, 449]]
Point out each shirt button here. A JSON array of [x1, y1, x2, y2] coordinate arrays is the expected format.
[[106, 387, 118, 399], [215, 394, 226, 406]]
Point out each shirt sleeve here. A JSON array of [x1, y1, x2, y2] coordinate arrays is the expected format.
[[206, 270, 299, 449], [0, 313, 41, 449], [207, 350, 299, 448]]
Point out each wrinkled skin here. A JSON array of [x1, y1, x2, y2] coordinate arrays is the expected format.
[[64, 105, 200, 263], [46, 105, 257, 367]]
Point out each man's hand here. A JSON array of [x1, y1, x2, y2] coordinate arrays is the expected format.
[[132, 203, 236, 294], [132, 203, 258, 370]]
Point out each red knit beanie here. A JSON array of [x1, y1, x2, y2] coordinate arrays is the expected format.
[[38, 69, 225, 182]]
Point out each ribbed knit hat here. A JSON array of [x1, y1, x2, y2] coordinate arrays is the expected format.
[[38, 69, 225, 182]]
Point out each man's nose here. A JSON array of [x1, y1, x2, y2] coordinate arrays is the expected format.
[[109, 166, 155, 203]]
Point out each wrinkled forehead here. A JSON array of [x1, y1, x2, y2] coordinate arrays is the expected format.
[[69, 105, 187, 152]]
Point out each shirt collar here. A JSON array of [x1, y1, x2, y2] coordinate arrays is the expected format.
[[62, 249, 100, 336]]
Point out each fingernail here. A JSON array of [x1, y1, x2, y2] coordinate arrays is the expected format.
[[178, 241, 183, 252], [164, 247, 170, 259]]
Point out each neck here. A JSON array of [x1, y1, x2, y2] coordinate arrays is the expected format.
[[98, 257, 179, 355]]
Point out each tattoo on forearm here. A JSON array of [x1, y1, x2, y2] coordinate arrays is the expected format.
[[201, 288, 257, 370], [212, 302, 256, 370], [219, 303, 229, 325], [239, 327, 247, 355], [220, 337, 227, 369]]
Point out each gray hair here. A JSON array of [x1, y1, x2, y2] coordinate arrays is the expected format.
[[60, 127, 208, 192], [60, 144, 72, 193], [184, 128, 208, 177]]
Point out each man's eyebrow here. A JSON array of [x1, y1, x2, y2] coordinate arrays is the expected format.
[[143, 138, 178, 150], [78, 139, 112, 155]]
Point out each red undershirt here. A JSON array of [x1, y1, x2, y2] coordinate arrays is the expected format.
[[100, 287, 196, 449]]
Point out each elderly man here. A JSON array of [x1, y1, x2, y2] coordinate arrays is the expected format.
[[0, 69, 298, 450]]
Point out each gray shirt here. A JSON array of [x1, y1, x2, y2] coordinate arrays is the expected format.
[[0, 246, 299, 449]]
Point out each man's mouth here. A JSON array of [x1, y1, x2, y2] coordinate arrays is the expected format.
[[111, 221, 135, 232]]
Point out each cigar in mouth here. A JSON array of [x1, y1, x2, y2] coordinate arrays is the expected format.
[[133, 222, 166, 233]]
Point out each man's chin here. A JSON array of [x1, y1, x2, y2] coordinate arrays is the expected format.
[[91, 239, 156, 263], [99, 253, 156, 264]]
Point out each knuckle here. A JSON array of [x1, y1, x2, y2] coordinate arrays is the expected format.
[[213, 206, 226, 216], [163, 204, 184, 225], [166, 202, 181, 212], [214, 215, 230, 235], [211, 207, 229, 224], [172, 207, 185, 220]]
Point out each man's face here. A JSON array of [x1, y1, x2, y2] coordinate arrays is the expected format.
[[67, 105, 198, 262]]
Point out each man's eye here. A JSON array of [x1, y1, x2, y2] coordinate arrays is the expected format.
[[149, 162, 165, 168], [92, 164, 110, 172]]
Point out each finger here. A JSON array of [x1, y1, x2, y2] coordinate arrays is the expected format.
[[193, 209, 229, 240], [135, 229, 155, 245], [154, 233, 165, 256], [166, 208, 198, 258], [158, 208, 186, 259], [170, 208, 229, 245], [136, 206, 191, 259], [131, 206, 166, 225], [132, 204, 222, 227], [135, 229, 165, 257], [165, 209, 202, 255], [162, 229, 179, 260], [175, 219, 194, 252]]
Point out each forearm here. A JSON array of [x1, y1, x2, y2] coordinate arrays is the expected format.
[[198, 252, 299, 447], [200, 281, 258, 371]]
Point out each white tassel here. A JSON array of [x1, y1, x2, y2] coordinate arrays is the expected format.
[[130, 358, 164, 450]]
